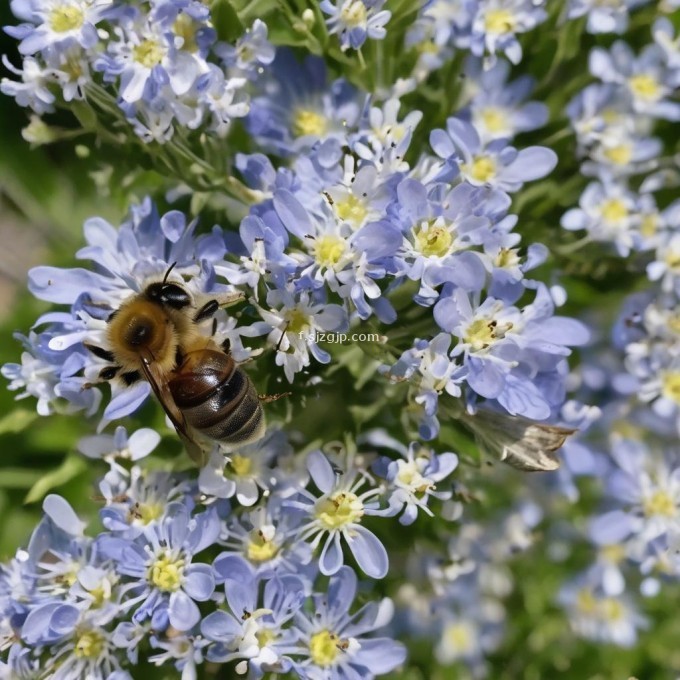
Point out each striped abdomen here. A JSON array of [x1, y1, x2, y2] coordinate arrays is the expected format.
[[169, 349, 264, 448]]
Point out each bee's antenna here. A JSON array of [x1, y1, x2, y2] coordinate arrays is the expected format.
[[163, 262, 178, 285]]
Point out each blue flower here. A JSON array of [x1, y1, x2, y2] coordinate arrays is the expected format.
[[320, 0, 392, 51], [286, 450, 390, 578], [289, 566, 406, 679], [430, 117, 557, 192], [97, 502, 219, 632], [6, 0, 113, 56], [373, 441, 459, 525], [246, 49, 362, 156], [202, 555, 306, 676]]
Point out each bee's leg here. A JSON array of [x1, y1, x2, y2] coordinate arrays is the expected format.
[[194, 300, 220, 323], [82, 365, 121, 389], [258, 392, 292, 403], [221, 337, 231, 353], [211, 318, 218, 337], [83, 343, 116, 362], [120, 370, 142, 386]]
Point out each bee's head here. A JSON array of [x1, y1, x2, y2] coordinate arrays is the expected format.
[[144, 281, 192, 310]]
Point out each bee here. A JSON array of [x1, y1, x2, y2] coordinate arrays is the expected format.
[[85, 266, 264, 466]]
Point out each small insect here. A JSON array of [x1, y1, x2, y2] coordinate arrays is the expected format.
[[85, 266, 264, 466]]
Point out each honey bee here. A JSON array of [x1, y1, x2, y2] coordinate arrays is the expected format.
[[85, 266, 264, 466]]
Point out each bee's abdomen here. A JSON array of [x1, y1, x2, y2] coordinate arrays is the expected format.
[[170, 349, 264, 447]]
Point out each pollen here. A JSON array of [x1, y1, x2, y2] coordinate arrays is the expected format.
[[340, 1, 368, 27], [603, 144, 633, 166], [229, 454, 252, 477], [314, 234, 347, 267], [49, 5, 84, 33], [315, 491, 364, 530], [643, 489, 677, 518], [600, 198, 628, 224], [131, 500, 164, 525], [467, 155, 497, 183], [495, 247, 520, 269], [292, 109, 328, 138], [628, 74, 660, 102], [133, 39, 166, 68], [74, 630, 105, 659], [148, 552, 185, 592], [414, 221, 453, 258], [246, 529, 279, 562], [334, 194, 368, 228], [479, 107, 508, 134], [309, 629, 342, 666], [484, 9, 516, 34], [464, 318, 498, 351]]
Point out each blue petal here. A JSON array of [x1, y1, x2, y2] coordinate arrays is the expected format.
[[169, 590, 200, 631]]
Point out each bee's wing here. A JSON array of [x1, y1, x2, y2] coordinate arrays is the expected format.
[[140, 356, 207, 466], [462, 409, 575, 472]]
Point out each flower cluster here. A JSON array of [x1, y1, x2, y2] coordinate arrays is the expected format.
[[4, 0, 680, 677], [0, 429, 461, 678], [2, 0, 274, 142]]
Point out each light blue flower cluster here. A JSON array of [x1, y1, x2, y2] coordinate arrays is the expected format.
[[2, 0, 274, 142], [0, 428, 453, 678], [562, 22, 680, 256]]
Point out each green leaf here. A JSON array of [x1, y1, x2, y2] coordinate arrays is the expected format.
[[210, 0, 244, 43], [0, 409, 37, 435], [0, 468, 44, 489], [70, 101, 98, 130], [24, 454, 88, 504]]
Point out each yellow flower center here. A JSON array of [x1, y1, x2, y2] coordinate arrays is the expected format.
[[640, 213, 658, 237], [50, 6, 84, 32], [315, 491, 364, 530], [668, 314, 680, 335], [443, 622, 474, 652], [662, 372, 680, 404], [173, 14, 198, 52], [495, 247, 520, 268], [285, 308, 310, 335], [467, 155, 497, 183], [314, 234, 347, 267], [479, 107, 507, 134], [130, 500, 165, 525], [133, 39, 165, 68], [600, 544, 625, 563], [464, 318, 507, 351], [600, 598, 625, 622], [257, 628, 277, 648], [600, 198, 628, 224], [148, 553, 185, 592], [576, 588, 597, 614], [665, 250, 680, 272], [334, 194, 368, 227], [643, 489, 676, 518], [246, 530, 279, 563], [603, 144, 632, 165], [415, 222, 453, 258], [229, 454, 252, 477], [74, 631, 105, 659], [340, 1, 368, 27], [628, 74, 660, 102], [292, 109, 328, 138], [309, 630, 345, 666], [484, 9, 516, 34]]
